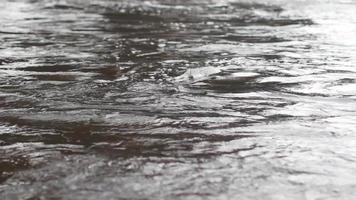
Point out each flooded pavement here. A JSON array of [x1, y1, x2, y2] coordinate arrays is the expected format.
[[1, 0, 356, 199]]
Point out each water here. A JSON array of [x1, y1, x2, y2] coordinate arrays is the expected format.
[[1, 0, 356, 199]]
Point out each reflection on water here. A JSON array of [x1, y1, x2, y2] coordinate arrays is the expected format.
[[1, 0, 356, 199]]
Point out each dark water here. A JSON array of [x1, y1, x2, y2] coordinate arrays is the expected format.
[[1, 0, 356, 199]]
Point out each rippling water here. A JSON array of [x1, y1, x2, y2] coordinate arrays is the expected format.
[[1, 0, 356, 199]]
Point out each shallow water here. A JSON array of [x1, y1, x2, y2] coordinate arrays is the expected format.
[[1, 0, 356, 199]]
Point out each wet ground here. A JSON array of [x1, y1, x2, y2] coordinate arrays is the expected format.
[[1, 0, 356, 199]]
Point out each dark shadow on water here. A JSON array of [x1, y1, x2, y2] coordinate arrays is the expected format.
[[0, 58, 27, 65], [19, 64, 76, 72], [0, 156, 31, 183], [219, 34, 290, 43]]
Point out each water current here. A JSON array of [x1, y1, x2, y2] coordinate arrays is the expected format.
[[1, 0, 356, 199]]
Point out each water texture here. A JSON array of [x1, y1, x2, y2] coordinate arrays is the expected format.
[[1, 0, 356, 199]]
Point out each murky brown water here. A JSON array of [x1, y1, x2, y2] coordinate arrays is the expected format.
[[1, 0, 356, 199]]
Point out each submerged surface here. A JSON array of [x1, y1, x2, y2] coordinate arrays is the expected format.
[[1, 0, 356, 199]]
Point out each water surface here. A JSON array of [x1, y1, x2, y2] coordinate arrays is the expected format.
[[1, 0, 356, 199]]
